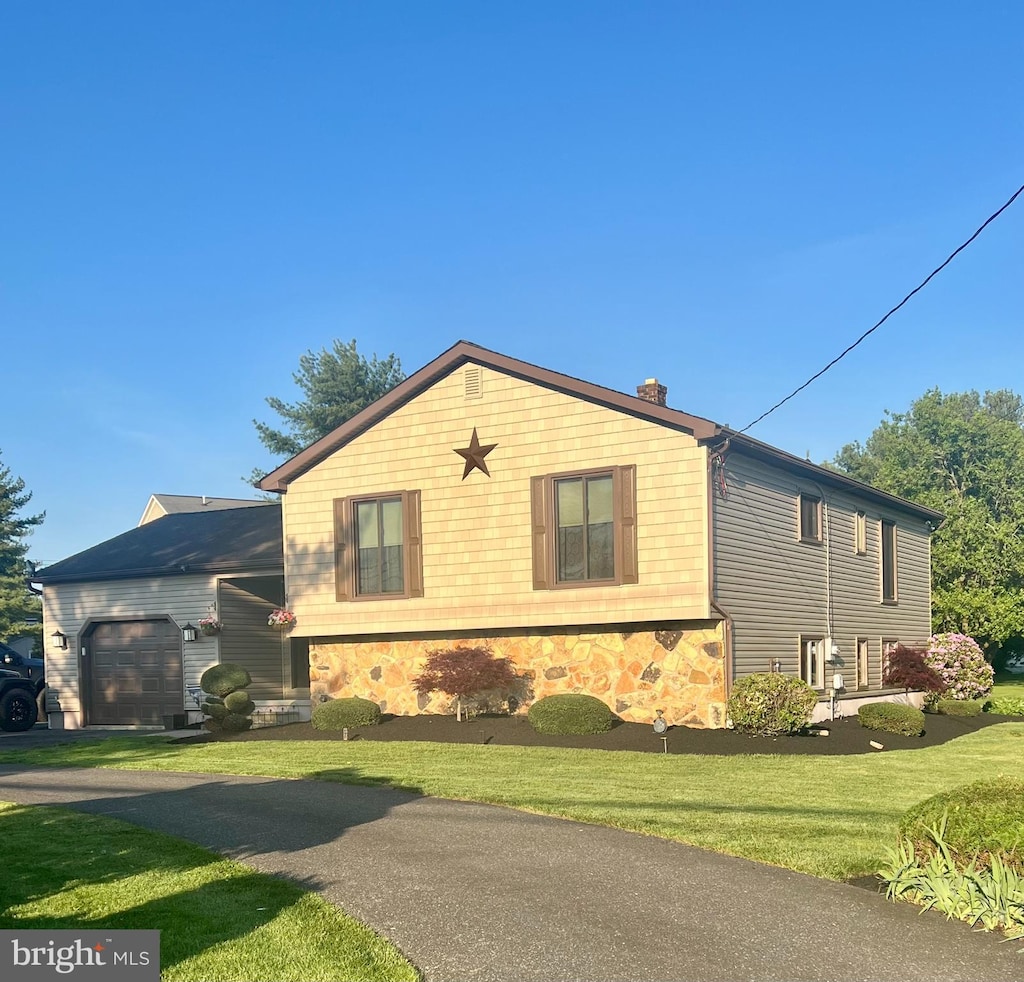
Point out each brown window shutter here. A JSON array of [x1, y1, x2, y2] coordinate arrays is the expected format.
[[530, 475, 550, 590], [334, 497, 352, 602], [616, 465, 638, 584], [404, 490, 424, 598]]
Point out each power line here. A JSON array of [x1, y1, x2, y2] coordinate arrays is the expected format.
[[740, 181, 1024, 434]]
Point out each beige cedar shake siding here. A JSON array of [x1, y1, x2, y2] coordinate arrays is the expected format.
[[282, 364, 711, 634], [310, 621, 727, 726]]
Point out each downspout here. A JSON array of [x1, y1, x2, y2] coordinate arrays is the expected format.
[[706, 438, 734, 707]]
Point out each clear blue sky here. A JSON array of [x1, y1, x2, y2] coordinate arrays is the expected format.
[[3, 1, 1021, 566]]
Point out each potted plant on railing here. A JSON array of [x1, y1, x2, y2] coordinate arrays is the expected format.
[[198, 615, 222, 637], [268, 608, 297, 631]]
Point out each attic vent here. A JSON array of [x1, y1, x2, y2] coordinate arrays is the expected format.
[[464, 365, 483, 400]]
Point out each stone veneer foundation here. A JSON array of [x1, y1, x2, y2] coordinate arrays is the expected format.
[[310, 620, 727, 728]]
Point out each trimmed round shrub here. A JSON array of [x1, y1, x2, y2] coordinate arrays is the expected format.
[[222, 713, 253, 733], [924, 633, 994, 701], [200, 663, 253, 698], [726, 673, 818, 737], [858, 701, 925, 736], [202, 701, 229, 721], [935, 698, 983, 717], [223, 690, 256, 715], [312, 696, 382, 730], [527, 694, 616, 735], [203, 718, 223, 733], [899, 779, 1024, 873]]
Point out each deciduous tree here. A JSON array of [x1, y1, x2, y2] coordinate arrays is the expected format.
[[831, 388, 1024, 651]]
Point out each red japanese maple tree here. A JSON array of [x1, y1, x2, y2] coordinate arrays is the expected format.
[[412, 646, 520, 721], [882, 643, 947, 696]]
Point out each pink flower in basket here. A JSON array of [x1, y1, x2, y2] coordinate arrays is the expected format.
[[268, 608, 297, 630]]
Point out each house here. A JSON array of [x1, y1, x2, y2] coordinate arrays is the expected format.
[[137, 493, 273, 526], [36, 505, 308, 729], [256, 340, 941, 727]]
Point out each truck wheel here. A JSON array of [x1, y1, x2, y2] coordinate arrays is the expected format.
[[0, 689, 38, 732]]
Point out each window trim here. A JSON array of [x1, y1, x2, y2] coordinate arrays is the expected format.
[[854, 511, 867, 555], [881, 638, 899, 682], [800, 634, 826, 691], [531, 464, 637, 590], [855, 638, 870, 691], [798, 493, 822, 544], [880, 520, 898, 602], [334, 490, 423, 602]]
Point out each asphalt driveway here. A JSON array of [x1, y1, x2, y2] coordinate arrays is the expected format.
[[0, 765, 1019, 982]]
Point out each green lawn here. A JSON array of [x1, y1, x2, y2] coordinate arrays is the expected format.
[[992, 672, 1024, 697], [2, 722, 1022, 881], [0, 802, 418, 982]]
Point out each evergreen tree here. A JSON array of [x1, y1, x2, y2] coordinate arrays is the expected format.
[[249, 339, 405, 485], [0, 451, 44, 642]]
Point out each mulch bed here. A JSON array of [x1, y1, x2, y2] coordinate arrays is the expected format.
[[181, 708, 1016, 756]]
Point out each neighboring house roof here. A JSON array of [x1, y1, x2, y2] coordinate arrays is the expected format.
[[35, 506, 283, 585], [259, 340, 943, 522], [139, 493, 272, 526]]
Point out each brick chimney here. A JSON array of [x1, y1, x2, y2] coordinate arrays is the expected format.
[[636, 378, 667, 407]]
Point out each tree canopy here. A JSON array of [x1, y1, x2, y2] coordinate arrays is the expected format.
[[250, 339, 405, 485], [831, 388, 1024, 650], [0, 450, 43, 642]]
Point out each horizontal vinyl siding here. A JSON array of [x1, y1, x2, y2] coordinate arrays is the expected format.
[[218, 579, 286, 700], [713, 452, 932, 689], [42, 570, 288, 718]]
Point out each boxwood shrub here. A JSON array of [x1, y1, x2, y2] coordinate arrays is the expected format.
[[200, 663, 253, 698], [935, 698, 983, 717], [312, 696, 382, 730], [857, 701, 925, 736], [898, 779, 1024, 873], [527, 694, 616, 735], [726, 673, 818, 736]]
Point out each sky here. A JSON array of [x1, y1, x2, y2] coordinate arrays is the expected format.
[[2, 1, 1022, 567]]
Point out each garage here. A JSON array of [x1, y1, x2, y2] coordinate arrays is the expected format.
[[85, 619, 183, 725]]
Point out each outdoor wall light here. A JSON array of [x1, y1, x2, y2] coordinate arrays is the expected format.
[[182, 623, 198, 643], [51, 631, 68, 650]]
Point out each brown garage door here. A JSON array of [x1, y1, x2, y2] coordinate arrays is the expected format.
[[86, 620, 184, 725]]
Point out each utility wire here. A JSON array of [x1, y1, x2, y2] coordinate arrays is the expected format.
[[740, 182, 1024, 434]]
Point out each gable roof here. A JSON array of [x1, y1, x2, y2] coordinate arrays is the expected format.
[[139, 493, 272, 526], [35, 505, 283, 585], [259, 339, 942, 522]]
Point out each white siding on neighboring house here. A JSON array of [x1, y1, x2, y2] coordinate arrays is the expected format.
[[42, 574, 221, 720], [712, 451, 932, 691]]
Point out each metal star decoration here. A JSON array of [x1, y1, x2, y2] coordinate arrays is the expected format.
[[454, 428, 498, 479]]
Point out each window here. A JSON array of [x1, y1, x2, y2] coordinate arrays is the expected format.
[[530, 466, 637, 589], [800, 636, 825, 690], [334, 491, 423, 601], [881, 520, 897, 601], [854, 512, 867, 555], [856, 638, 870, 690], [882, 639, 899, 683], [799, 494, 822, 542]]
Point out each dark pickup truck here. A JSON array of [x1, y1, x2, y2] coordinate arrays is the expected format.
[[0, 641, 44, 731]]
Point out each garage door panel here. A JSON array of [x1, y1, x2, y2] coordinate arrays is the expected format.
[[88, 620, 183, 725]]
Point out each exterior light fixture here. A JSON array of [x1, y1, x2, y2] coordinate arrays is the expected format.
[[182, 623, 198, 643], [51, 631, 68, 650]]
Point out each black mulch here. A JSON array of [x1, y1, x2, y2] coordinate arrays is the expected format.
[[179, 708, 1017, 756]]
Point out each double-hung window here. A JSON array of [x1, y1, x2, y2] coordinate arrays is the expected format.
[[334, 491, 423, 601], [531, 466, 637, 589], [799, 494, 822, 543]]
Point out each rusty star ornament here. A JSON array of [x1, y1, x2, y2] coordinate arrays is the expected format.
[[454, 428, 498, 479]]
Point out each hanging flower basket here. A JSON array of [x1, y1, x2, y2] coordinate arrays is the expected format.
[[268, 608, 297, 631], [198, 616, 222, 636]]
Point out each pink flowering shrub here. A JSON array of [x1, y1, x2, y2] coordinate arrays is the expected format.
[[924, 633, 994, 700]]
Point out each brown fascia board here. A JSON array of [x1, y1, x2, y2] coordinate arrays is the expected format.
[[259, 339, 725, 492], [712, 430, 944, 522]]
